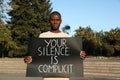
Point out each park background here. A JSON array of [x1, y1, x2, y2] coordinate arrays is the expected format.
[[0, 0, 120, 80], [0, 0, 120, 58]]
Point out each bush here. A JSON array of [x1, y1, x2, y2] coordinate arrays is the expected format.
[[8, 45, 27, 57], [102, 43, 114, 56]]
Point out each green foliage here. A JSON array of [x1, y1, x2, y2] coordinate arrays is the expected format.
[[104, 27, 120, 56], [8, 45, 27, 57], [74, 26, 120, 56], [75, 26, 96, 55], [0, 24, 17, 57], [74, 26, 94, 40], [8, 0, 52, 44], [7, 0, 52, 57], [102, 43, 114, 56], [0, 24, 17, 49]]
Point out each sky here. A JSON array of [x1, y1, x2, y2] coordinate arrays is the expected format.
[[1, 0, 12, 23], [50, 0, 120, 36]]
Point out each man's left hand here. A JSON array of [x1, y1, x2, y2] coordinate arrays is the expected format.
[[80, 51, 86, 60]]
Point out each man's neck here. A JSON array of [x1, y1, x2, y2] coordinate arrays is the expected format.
[[50, 30, 61, 33]]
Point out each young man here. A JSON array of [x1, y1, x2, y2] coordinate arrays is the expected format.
[[24, 11, 86, 80]]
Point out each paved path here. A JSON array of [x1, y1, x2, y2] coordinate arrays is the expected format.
[[84, 58, 120, 80], [0, 58, 120, 80]]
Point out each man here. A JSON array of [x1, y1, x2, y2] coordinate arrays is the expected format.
[[24, 11, 86, 80]]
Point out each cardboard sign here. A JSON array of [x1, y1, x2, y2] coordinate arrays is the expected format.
[[26, 38, 83, 78]]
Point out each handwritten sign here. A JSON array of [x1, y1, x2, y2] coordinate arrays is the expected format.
[[26, 38, 83, 78]]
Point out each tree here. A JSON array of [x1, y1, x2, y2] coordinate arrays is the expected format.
[[74, 26, 96, 55], [74, 26, 120, 56], [62, 24, 70, 34], [8, 0, 52, 57], [104, 27, 120, 56], [0, 23, 17, 57], [9, 0, 52, 44]]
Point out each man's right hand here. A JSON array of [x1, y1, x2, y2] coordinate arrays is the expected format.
[[24, 56, 32, 64]]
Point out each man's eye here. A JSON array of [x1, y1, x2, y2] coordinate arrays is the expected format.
[[56, 19, 60, 21], [51, 19, 60, 21]]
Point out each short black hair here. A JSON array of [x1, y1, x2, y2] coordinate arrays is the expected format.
[[49, 11, 61, 19]]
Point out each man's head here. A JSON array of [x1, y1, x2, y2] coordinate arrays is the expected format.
[[49, 11, 62, 32]]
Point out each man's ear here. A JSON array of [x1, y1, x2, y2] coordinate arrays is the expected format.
[[60, 19, 62, 23]]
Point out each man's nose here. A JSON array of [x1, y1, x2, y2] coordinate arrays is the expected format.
[[53, 20, 57, 23]]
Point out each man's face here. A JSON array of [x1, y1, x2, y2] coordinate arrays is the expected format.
[[50, 14, 62, 30]]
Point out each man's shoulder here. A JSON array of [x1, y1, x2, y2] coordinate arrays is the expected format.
[[40, 31, 50, 35], [39, 31, 70, 38], [39, 31, 50, 37], [60, 32, 70, 37]]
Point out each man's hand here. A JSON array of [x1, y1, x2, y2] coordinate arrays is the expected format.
[[80, 51, 86, 60], [24, 56, 32, 64]]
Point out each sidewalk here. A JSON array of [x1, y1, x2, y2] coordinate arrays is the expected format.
[[0, 57, 120, 80]]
